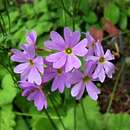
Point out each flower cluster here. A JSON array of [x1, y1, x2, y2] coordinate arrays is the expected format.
[[11, 27, 115, 111]]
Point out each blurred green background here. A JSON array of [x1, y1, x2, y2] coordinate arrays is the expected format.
[[1, 0, 130, 130]]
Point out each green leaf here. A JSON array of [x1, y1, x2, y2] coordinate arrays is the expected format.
[[127, 7, 130, 16], [58, 97, 101, 130], [0, 74, 17, 106], [119, 14, 127, 30], [104, 3, 120, 24], [0, 104, 16, 130], [85, 11, 97, 24], [14, 117, 29, 130], [105, 113, 130, 130]]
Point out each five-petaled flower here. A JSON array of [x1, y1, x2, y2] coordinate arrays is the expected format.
[[45, 27, 88, 72], [71, 61, 100, 100], [86, 41, 115, 82], [11, 31, 44, 85], [43, 62, 71, 93]]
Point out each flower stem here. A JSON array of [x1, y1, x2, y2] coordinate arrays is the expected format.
[[49, 96, 67, 130], [45, 110, 58, 130], [103, 61, 125, 130], [73, 102, 76, 130], [60, 0, 72, 17], [80, 100, 91, 130], [106, 62, 125, 113]]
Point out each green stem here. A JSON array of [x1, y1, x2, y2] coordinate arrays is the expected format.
[[74, 102, 76, 130], [49, 96, 67, 130], [45, 110, 58, 130], [80, 100, 90, 130], [106, 62, 125, 113], [103, 61, 125, 130], [60, 0, 72, 17], [15, 112, 59, 119]]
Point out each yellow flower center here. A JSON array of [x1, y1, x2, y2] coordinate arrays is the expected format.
[[57, 69, 62, 75], [83, 76, 90, 83], [65, 48, 72, 55], [29, 59, 34, 66], [99, 57, 105, 63], [92, 42, 95, 48]]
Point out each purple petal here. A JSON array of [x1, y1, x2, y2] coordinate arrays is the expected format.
[[43, 72, 56, 83], [44, 40, 64, 51], [73, 38, 88, 56], [34, 91, 47, 111], [46, 52, 65, 62], [34, 56, 44, 74], [53, 54, 66, 69], [84, 61, 97, 76], [28, 67, 42, 85], [51, 76, 65, 93], [27, 91, 37, 101], [20, 66, 31, 81], [71, 81, 83, 97], [14, 63, 29, 73], [65, 55, 81, 72], [70, 70, 83, 84], [42, 66, 56, 83], [86, 81, 100, 100], [50, 31, 65, 48], [85, 56, 99, 62], [76, 83, 85, 100], [26, 31, 37, 45], [19, 81, 34, 89], [64, 27, 80, 47], [104, 49, 115, 61], [104, 61, 115, 78], [22, 89, 30, 97], [95, 41, 104, 56], [86, 32, 95, 45], [93, 64, 106, 82], [11, 49, 27, 62]]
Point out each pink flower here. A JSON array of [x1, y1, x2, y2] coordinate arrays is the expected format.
[[11, 31, 44, 85], [71, 61, 100, 100], [19, 81, 47, 111], [86, 41, 115, 82], [45, 27, 88, 72]]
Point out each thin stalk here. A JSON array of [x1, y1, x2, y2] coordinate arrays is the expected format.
[[49, 96, 67, 130], [80, 100, 90, 130], [72, 1, 77, 129], [15, 112, 59, 119], [103, 61, 125, 130], [73, 102, 76, 130], [106, 62, 125, 113], [45, 110, 58, 130], [60, 0, 72, 17]]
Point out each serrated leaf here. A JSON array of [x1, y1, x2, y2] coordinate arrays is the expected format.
[[104, 3, 120, 24], [0, 104, 16, 130], [0, 74, 17, 106]]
